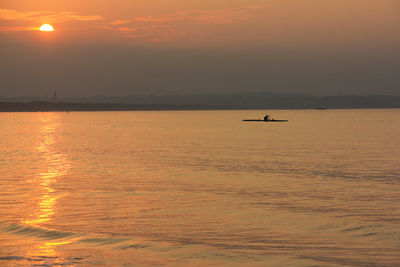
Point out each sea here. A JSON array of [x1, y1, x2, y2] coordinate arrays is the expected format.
[[0, 109, 399, 266]]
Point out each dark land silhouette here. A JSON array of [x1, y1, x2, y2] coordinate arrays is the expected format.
[[1, 93, 399, 112], [0, 101, 213, 112]]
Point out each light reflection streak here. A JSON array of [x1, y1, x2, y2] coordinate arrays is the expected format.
[[23, 113, 71, 256]]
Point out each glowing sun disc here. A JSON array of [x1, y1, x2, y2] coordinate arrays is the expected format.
[[40, 24, 54, 32]]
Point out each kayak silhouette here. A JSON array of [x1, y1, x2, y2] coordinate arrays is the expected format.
[[243, 119, 288, 122]]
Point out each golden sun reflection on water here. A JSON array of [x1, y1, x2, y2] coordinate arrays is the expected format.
[[23, 113, 71, 256]]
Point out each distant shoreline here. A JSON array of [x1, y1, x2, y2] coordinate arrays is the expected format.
[[2, 94, 399, 112], [0, 102, 216, 112], [1, 101, 399, 112]]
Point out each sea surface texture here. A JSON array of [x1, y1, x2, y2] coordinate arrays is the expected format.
[[1, 109, 399, 266]]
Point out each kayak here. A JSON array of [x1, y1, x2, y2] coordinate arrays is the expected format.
[[243, 119, 288, 122]]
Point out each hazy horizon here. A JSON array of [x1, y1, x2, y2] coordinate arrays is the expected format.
[[3, 90, 400, 101]]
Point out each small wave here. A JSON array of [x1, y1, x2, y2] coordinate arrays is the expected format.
[[0, 221, 150, 250], [79, 237, 129, 246], [0, 222, 79, 240], [0, 256, 42, 261], [0, 255, 83, 266], [341, 226, 365, 232]]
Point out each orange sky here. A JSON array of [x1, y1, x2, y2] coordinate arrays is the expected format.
[[1, 0, 399, 46], [1, 0, 399, 97]]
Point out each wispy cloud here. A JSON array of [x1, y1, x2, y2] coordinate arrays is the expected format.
[[133, 4, 271, 25], [110, 19, 131, 26], [0, 5, 271, 41], [0, 9, 103, 31], [114, 4, 271, 42], [134, 9, 248, 25], [243, 4, 273, 10], [119, 25, 183, 42], [0, 26, 38, 32]]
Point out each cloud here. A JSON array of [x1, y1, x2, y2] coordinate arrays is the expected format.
[[244, 4, 273, 10], [134, 9, 248, 25], [110, 19, 131, 26], [133, 4, 271, 25], [114, 4, 271, 42], [0, 5, 271, 40], [0, 26, 38, 32], [0, 9, 103, 31], [119, 25, 183, 42]]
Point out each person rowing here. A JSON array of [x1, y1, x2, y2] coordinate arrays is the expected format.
[[242, 114, 288, 122]]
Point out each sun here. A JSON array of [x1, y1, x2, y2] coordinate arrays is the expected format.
[[39, 24, 54, 32]]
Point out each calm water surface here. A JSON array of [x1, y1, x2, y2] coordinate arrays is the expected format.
[[1, 110, 399, 266]]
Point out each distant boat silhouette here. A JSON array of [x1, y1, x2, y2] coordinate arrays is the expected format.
[[244, 113, 288, 122], [243, 119, 288, 122]]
